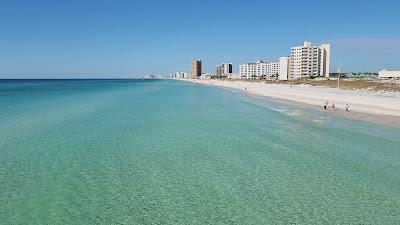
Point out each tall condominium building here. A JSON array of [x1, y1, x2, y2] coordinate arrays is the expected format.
[[320, 44, 331, 78], [290, 41, 331, 79], [192, 60, 202, 79], [216, 63, 233, 78], [240, 60, 269, 79], [279, 57, 290, 80]]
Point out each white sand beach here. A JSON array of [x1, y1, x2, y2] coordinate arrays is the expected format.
[[186, 79, 400, 127]]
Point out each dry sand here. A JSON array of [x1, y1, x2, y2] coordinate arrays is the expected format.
[[185, 79, 400, 128]]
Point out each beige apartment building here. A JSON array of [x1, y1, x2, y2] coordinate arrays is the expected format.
[[379, 70, 400, 78], [290, 41, 330, 79], [216, 63, 233, 78], [192, 60, 202, 79]]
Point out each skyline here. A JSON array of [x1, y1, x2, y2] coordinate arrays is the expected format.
[[1, 0, 400, 78]]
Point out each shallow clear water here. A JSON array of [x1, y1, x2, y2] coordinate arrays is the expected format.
[[0, 79, 399, 224]]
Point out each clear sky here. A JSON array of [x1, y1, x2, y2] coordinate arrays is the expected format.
[[1, 0, 399, 78]]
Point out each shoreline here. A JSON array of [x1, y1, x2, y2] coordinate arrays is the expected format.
[[182, 79, 400, 128]]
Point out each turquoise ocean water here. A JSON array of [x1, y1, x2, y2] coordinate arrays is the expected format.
[[0, 79, 399, 224]]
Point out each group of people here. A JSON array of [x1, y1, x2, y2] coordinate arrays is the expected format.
[[324, 100, 350, 112]]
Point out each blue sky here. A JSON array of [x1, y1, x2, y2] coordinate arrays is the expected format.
[[0, 0, 399, 78]]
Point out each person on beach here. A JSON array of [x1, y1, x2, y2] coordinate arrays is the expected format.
[[323, 100, 328, 110], [332, 102, 336, 111], [345, 104, 350, 112]]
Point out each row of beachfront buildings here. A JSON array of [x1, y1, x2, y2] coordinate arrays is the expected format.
[[240, 41, 330, 80], [173, 41, 331, 80]]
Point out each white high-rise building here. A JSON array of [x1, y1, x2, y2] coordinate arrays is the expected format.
[[290, 41, 331, 79], [279, 57, 290, 80], [269, 60, 280, 79], [240, 61, 270, 79], [239, 60, 281, 80]]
